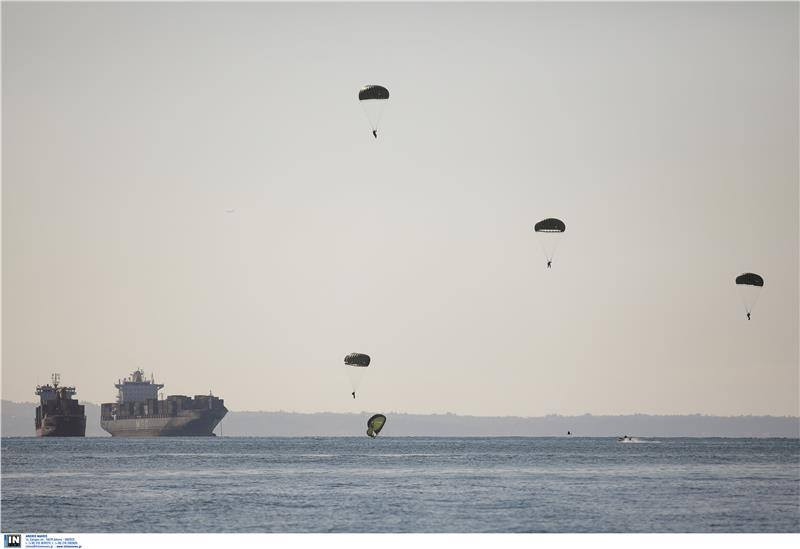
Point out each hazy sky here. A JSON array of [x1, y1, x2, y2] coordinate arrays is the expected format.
[[3, 2, 798, 416]]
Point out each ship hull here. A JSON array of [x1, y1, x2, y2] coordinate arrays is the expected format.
[[100, 408, 226, 437], [36, 414, 86, 437]]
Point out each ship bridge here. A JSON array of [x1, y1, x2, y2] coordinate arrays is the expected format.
[[116, 369, 164, 403], [36, 373, 77, 403]]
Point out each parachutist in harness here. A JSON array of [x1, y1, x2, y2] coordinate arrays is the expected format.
[[359, 86, 389, 140], [735, 273, 764, 323], [535, 219, 566, 272], [344, 353, 370, 401]]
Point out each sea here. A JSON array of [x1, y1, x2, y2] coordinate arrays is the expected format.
[[1, 437, 798, 533]]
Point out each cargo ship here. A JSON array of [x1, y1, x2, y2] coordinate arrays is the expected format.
[[35, 373, 86, 437], [100, 369, 227, 437]]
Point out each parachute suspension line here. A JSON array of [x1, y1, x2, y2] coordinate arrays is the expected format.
[[537, 232, 562, 264], [738, 287, 751, 315], [538, 237, 553, 264], [549, 233, 562, 263], [368, 102, 376, 132], [740, 285, 761, 315], [374, 99, 386, 132], [360, 102, 371, 132], [362, 100, 386, 133]]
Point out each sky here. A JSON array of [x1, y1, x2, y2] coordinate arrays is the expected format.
[[2, 2, 798, 416]]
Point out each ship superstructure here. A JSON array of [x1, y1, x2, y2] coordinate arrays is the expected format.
[[100, 369, 227, 437], [114, 369, 163, 403], [35, 373, 86, 437]]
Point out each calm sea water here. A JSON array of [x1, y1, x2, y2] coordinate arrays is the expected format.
[[1, 437, 798, 533]]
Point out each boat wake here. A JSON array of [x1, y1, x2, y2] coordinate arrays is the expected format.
[[617, 437, 659, 444]]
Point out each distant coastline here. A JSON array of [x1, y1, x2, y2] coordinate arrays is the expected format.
[[3, 400, 798, 437]]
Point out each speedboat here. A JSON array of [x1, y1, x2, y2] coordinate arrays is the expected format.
[[617, 435, 634, 442]]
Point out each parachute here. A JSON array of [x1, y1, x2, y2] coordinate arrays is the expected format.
[[344, 353, 371, 398], [366, 414, 386, 438], [344, 353, 371, 366], [735, 273, 764, 319], [359, 85, 389, 138], [534, 218, 566, 268]]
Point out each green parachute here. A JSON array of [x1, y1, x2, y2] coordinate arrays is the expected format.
[[366, 414, 387, 438]]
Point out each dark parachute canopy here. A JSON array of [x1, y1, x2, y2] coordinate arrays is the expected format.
[[344, 353, 371, 367], [534, 218, 566, 233], [366, 414, 387, 438], [534, 217, 566, 267], [359, 85, 389, 137], [735, 273, 764, 287], [735, 272, 765, 318], [344, 353, 371, 398], [358, 85, 390, 101]]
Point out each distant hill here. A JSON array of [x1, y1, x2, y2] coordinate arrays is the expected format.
[[3, 400, 797, 437]]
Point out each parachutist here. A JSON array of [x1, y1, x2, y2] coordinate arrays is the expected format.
[[359, 85, 389, 140], [535, 218, 565, 270], [735, 273, 764, 322], [344, 353, 370, 400]]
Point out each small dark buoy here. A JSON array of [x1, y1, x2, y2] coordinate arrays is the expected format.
[[567, 431, 571, 435]]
